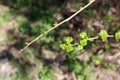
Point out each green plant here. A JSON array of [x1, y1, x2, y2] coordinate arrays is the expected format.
[[60, 37, 74, 52], [0, 12, 12, 25], [115, 30, 120, 41], [8, 0, 33, 9], [99, 30, 108, 42], [19, 0, 96, 53], [65, 59, 94, 80], [60, 29, 119, 80], [60, 29, 120, 52], [103, 15, 115, 23], [77, 75, 84, 80], [38, 66, 55, 80], [92, 54, 104, 65], [103, 63, 116, 71]]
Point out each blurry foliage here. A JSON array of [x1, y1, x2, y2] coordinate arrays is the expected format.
[[92, 54, 104, 65], [104, 43, 112, 51], [14, 0, 62, 49], [65, 57, 94, 80], [12, 60, 32, 80], [0, 12, 12, 25], [0, 0, 120, 80], [38, 66, 55, 80], [103, 15, 115, 23], [115, 30, 120, 41], [8, 0, 33, 9], [103, 63, 117, 71]]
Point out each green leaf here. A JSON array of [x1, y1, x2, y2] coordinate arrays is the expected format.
[[77, 75, 84, 80], [115, 31, 120, 41], [73, 64, 82, 74], [108, 63, 116, 71], [78, 45, 83, 50], [92, 58, 101, 65], [103, 63, 116, 71], [92, 54, 104, 65], [86, 73, 94, 80], [60, 44, 67, 50], [103, 15, 115, 22], [99, 29, 108, 42], [83, 66, 93, 76], [97, 54, 104, 60], [80, 32, 88, 39], [39, 66, 54, 80], [80, 39, 87, 46], [65, 37, 73, 44], [66, 44, 73, 52]]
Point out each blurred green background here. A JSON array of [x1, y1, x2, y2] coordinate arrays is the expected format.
[[0, 0, 120, 80]]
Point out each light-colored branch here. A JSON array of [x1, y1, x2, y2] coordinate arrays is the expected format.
[[19, 0, 96, 53], [87, 35, 114, 41], [87, 36, 99, 41], [72, 35, 114, 47]]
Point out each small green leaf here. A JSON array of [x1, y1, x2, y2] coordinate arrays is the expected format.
[[97, 54, 104, 60], [80, 39, 87, 46], [60, 44, 66, 50], [78, 45, 83, 50], [103, 63, 116, 71], [86, 73, 94, 80], [115, 31, 120, 41], [83, 66, 93, 76], [92, 58, 101, 65], [77, 75, 84, 80], [99, 29, 108, 42], [65, 37, 73, 44], [108, 63, 116, 71], [66, 44, 73, 52], [80, 32, 88, 39], [92, 54, 104, 65], [73, 64, 82, 73]]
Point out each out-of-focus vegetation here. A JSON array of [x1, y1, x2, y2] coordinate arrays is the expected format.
[[0, 0, 120, 80]]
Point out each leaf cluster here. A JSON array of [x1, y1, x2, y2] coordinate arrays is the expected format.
[[60, 29, 120, 52]]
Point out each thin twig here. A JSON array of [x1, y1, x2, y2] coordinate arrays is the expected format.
[[73, 35, 114, 47], [107, 35, 114, 38], [87, 36, 99, 41], [19, 0, 96, 53], [87, 35, 114, 41], [72, 43, 79, 46]]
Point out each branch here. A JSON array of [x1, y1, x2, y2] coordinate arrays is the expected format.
[[19, 0, 96, 53]]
